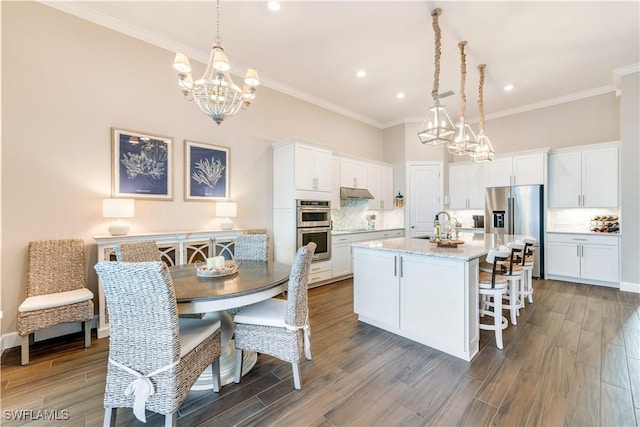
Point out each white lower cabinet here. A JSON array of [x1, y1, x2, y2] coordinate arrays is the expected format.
[[331, 229, 404, 279], [353, 247, 478, 361], [308, 260, 332, 284], [547, 233, 620, 286]]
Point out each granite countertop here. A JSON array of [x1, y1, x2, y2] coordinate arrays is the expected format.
[[351, 232, 525, 261], [332, 227, 404, 235]]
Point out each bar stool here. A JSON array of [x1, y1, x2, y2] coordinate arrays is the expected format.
[[480, 243, 524, 325], [479, 248, 510, 349], [520, 236, 536, 305]]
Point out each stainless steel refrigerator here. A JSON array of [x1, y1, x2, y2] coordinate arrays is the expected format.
[[485, 185, 544, 278]]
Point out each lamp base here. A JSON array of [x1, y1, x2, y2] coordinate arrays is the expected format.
[[220, 217, 234, 230], [109, 219, 130, 236]]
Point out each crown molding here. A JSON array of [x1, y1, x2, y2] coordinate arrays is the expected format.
[[613, 63, 640, 96]]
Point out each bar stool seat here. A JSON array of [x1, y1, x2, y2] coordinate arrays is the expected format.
[[478, 249, 510, 349], [480, 242, 524, 325]]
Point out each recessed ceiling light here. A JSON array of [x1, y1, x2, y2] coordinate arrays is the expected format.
[[503, 84, 514, 91], [267, 1, 280, 12], [356, 70, 366, 78], [396, 92, 405, 99]]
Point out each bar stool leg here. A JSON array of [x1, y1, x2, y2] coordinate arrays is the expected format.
[[495, 292, 503, 349]]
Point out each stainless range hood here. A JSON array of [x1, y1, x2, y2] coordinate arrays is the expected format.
[[340, 187, 374, 200]]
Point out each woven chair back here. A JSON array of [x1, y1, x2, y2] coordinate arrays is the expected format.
[[94, 261, 180, 373], [26, 239, 86, 297], [114, 240, 162, 262], [285, 242, 316, 328], [234, 234, 269, 261]]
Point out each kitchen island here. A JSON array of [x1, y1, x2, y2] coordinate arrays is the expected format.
[[352, 232, 518, 361]]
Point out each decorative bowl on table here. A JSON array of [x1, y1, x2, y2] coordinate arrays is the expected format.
[[195, 260, 240, 278]]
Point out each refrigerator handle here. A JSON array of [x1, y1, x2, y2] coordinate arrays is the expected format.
[[508, 197, 515, 234]]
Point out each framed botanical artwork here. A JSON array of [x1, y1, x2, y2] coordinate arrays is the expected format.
[[185, 140, 229, 201], [112, 128, 173, 200]]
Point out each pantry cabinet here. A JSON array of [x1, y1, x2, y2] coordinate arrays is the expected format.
[[548, 142, 619, 208], [448, 161, 485, 209], [546, 233, 619, 286]]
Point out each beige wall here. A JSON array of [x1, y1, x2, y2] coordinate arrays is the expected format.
[[0, 2, 383, 338]]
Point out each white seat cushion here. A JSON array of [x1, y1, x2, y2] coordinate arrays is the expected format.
[[234, 298, 287, 328], [18, 288, 93, 313], [178, 317, 221, 357]]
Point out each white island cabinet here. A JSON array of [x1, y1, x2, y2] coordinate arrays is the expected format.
[[353, 235, 491, 361]]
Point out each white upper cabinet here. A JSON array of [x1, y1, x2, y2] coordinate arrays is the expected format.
[[295, 144, 332, 193], [486, 152, 545, 187], [340, 158, 368, 189], [367, 164, 394, 210], [549, 142, 619, 208], [448, 162, 485, 209]]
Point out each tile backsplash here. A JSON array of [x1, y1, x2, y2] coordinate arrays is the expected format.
[[547, 208, 621, 233], [332, 199, 404, 231]]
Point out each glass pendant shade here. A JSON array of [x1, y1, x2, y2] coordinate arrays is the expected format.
[[448, 118, 478, 155], [471, 133, 495, 162], [417, 99, 456, 145]]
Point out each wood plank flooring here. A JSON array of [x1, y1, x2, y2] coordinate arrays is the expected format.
[[2, 278, 639, 426]]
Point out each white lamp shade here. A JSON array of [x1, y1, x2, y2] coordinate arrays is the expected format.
[[216, 202, 237, 218], [173, 52, 192, 73], [102, 198, 135, 218]]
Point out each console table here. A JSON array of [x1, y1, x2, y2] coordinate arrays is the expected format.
[[93, 230, 243, 338]]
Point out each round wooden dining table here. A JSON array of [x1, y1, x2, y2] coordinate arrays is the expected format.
[[170, 260, 291, 389]]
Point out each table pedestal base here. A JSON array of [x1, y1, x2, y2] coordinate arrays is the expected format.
[[190, 311, 256, 390]]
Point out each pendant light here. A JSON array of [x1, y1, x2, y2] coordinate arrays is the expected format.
[[448, 41, 478, 155], [471, 64, 495, 162], [417, 8, 456, 145]]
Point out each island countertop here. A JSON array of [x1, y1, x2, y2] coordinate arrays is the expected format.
[[351, 232, 526, 261]]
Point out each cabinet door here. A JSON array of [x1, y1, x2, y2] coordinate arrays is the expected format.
[[581, 244, 619, 282], [340, 158, 368, 189], [331, 157, 341, 208], [400, 254, 466, 351], [549, 151, 582, 208], [513, 153, 544, 185], [448, 164, 468, 209], [314, 148, 333, 192], [582, 146, 618, 208], [467, 163, 486, 209], [379, 166, 394, 210], [353, 249, 399, 328], [546, 241, 581, 277], [294, 145, 316, 191], [331, 241, 352, 277], [367, 164, 381, 210], [486, 157, 513, 187]]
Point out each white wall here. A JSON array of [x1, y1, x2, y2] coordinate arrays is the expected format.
[[620, 72, 640, 288], [0, 1, 383, 339]]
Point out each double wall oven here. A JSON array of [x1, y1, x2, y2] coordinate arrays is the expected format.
[[296, 200, 331, 262]]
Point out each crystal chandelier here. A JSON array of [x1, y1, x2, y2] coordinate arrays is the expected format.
[[471, 64, 495, 162], [417, 8, 456, 145], [172, 0, 260, 125], [448, 41, 478, 155]]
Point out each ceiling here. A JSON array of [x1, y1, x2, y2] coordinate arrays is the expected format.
[[44, 1, 639, 128]]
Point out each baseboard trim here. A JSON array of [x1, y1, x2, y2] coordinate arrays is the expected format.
[[1, 316, 98, 353], [620, 281, 640, 294]]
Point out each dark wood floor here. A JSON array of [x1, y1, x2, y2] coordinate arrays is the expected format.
[[2, 278, 639, 426]]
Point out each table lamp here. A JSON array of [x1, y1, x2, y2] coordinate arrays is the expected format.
[[216, 201, 237, 230], [102, 198, 135, 236]]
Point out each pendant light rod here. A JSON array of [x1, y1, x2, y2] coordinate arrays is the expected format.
[[431, 8, 443, 100]]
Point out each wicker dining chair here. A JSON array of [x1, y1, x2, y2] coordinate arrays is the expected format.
[[233, 242, 316, 389], [94, 261, 222, 427], [18, 239, 94, 365], [114, 240, 161, 263], [234, 233, 269, 261]]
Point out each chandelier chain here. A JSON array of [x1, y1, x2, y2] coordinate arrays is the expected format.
[[458, 41, 467, 119], [215, 0, 222, 44], [478, 64, 486, 134], [431, 8, 442, 100]]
